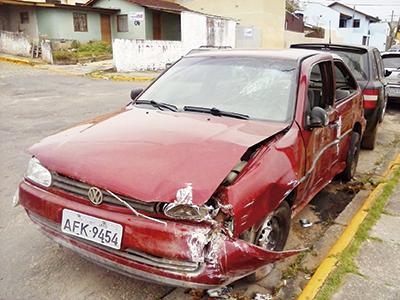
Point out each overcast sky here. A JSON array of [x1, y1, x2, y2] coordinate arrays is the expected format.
[[299, 0, 400, 21]]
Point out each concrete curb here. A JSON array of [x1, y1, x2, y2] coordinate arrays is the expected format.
[[0, 55, 35, 66], [297, 154, 400, 300], [88, 72, 156, 81]]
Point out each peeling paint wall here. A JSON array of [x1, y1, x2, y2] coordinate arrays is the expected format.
[[0, 30, 32, 57], [113, 39, 184, 71], [41, 40, 53, 64], [181, 11, 236, 52]]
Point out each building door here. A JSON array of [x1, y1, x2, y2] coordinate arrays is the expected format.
[[100, 14, 111, 44], [153, 12, 161, 40]]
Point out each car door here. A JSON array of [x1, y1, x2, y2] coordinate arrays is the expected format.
[[301, 61, 337, 197], [331, 60, 360, 175]]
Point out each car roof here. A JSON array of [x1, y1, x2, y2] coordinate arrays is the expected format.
[[381, 52, 400, 57], [185, 48, 325, 61], [291, 43, 375, 52]]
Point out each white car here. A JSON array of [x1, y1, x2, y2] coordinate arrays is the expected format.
[[382, 52, 400, 103]]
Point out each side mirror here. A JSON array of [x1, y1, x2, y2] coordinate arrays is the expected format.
[[385, 69, 392, 77], [309, 106, 328, 128], [130, 88, 144, 101]]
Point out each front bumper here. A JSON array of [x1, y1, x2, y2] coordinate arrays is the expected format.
[[19, 180, 302, 288]]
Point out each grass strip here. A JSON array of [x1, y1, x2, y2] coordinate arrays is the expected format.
[[315, 167, 400, 300]]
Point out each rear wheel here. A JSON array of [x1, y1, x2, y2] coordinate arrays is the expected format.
[[342, 132, 361, 181], [245, 201, 291, 282]]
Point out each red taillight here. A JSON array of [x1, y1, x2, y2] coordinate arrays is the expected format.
[[363, 89, 379, 109]]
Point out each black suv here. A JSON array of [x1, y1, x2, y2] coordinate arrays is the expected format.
[[291, 43, 387, 149]]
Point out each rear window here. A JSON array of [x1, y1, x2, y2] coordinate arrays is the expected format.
[[330, 50, 368, 81], [382, 56, 400, 69]]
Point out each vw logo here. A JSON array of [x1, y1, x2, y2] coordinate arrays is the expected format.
[[88, 187, 103, 205]]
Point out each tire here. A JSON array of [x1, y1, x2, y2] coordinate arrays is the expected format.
[[342, 132, 361, 182], [245, 201, 291, 282], [361, 122, 378, 150]]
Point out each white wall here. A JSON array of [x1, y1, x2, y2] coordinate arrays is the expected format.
[[0, 30, 32, 57], [181, 11, 236, 52], [369, 23, 390, 51], [113, 39, 183, 71], [180, 11, 207, 53], [113, 11, 236, 72], [303, 3, 340, 30]]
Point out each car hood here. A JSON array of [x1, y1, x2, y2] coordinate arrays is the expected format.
[[30, 107, 288, 205]]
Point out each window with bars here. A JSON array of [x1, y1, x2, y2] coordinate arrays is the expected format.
[[20, 12, 29, 24], [117, 14, 128, 32], [73, 13, 88, 32]]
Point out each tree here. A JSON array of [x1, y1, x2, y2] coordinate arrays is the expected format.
[[286, 0, 300, 13]]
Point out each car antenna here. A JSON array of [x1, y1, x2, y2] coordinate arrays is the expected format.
[[329, 21, 332, 44]]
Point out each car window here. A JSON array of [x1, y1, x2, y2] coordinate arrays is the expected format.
[[307, 62, 331, 110], [328, 50, 368, 81], [373, 50, 384, 79], [382, 56, 400, 69], [333, 61, 358, 102], [138, 56, 298, 122]]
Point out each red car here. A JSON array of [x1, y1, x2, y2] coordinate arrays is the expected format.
[[17, 50, 365, 289]]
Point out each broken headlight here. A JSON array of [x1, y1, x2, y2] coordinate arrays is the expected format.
[[163, 183, 218, 222], [25, 157, 52, 187], [163, 203, 216, 222]]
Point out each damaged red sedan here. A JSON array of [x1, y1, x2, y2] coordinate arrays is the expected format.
[[17, 49, 365, 288]]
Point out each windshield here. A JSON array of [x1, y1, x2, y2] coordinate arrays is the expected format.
[[138, 56, 298, 122], [382, 56, 400, 69], [330, 50, 368, 81]]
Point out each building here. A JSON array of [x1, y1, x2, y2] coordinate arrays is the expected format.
[[0, 0, 118, 43], [302, 1, 391, 50], [170, 0, 286, 49], [328, 1, 379, 46], [85, 0, 187, 41]]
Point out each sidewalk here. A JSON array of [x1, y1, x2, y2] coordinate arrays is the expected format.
[[330, 179, 400, 300], [0, 53, 160, 81]]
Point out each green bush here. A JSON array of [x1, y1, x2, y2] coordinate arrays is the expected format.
[[76, 41, 112, 57], [52, 50, 77, 60]]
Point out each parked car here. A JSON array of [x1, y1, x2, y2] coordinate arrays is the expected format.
[[387, 45, 400, 53], [16, 49, 365, 288], [291, 43, 388, 149], [382, 52, 400, 102]]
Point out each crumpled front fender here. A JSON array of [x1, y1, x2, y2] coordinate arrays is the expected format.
[[205, 232, 306, 282]]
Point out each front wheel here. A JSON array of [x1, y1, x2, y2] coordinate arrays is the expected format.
[[245, 201, 291, 282], [342, 132, 361, 181]]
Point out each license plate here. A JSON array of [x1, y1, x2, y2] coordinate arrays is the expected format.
[[61, 209, 123, 250], [389, 87, 400, 95]]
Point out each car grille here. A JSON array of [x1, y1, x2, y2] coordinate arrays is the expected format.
[[30, 213, 202, 274], [51, 173, 157, 213]]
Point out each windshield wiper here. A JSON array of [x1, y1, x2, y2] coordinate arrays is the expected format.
[[135, 100, 178, 112], [184, 106, 249, 120]]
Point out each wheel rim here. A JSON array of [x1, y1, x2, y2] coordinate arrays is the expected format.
[[256, 215, 282, 250]]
